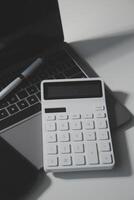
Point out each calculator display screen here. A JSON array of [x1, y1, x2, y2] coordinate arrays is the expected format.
[[44, 80, 102, 99]]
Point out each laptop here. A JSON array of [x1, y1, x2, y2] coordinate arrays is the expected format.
[[0, 0, 132, 169]]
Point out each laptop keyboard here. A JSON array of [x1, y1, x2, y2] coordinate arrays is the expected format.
[[0, 50, 86, 131]]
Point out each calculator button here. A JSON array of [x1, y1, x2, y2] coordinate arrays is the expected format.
[[95, 111, 106, 118], [99, 141, 111, 152], [83, 120, 95, 130], [57, 121, 69, 131], [70, 114, 81, 119], [58, 132, 70, 142], [100, 152, 112, 164], [47, 156, 58, 167], [81, 113, 93, 119], [60, 143, 71, 154], [47, 133, 57, 143], [70, 121, 82, 130], [96, 106, 105, 111], [72, 131, 83, 141], [86, 142, 99, 164], [46, 115, 55, 121], [74, 154, 85, 165], [96, 119, 107, 129], [97, 130, 109, 140], [60, 155, 72, 166], [73, 143, 84, 153], [84, 131, 96, 141], [47, 144, 57, 154], [57, 114, 68, 120], [46, 122, 56, 131]]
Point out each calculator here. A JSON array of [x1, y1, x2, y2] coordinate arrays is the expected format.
[[41, 78, 115, 172]]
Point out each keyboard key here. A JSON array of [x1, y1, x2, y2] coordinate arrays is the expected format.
[[83, 120, 95, 130], [72, 131, 83, 141], [96, 119, 107, 129], [97, 130, 109, 140], [46, 122, 56, 131], [0, 109, 9, 120], [17, 90, 28, 99], [27, 85, 38, 95], [60, 143, 71, 154], [73, 143, 84, 153], [84, 131, 96, 141], [70, 114, 81, 119], [60, 155, 72, 166], [57, 121, 69, 131], [100, 152, 112, 164], [70, 121, 82, 130], [86, 142, 99, 164], [74, 154, 85, 165], [17, 100, 29, 110], [47, 144, 57, 154], [99, 141, 111, 152], [8, 95, 19, 104], [7, 104, 19, 115], [58, 132, 70, 142], [47, 156, 58, 167], [27, 95, 38, 105], [47, 133, 57, 143], [0, 101, 9, 109]]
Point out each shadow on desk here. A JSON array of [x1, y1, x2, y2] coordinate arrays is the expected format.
[[0, 138, 51, 200], [71, 29, 134, 68]]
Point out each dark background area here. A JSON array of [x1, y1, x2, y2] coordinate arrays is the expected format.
[[0, 137, 40, 199]]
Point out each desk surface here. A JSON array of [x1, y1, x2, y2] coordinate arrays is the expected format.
[[25, 1, 134, 199]]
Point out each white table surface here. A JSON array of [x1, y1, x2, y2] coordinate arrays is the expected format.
[[24, 1, 134, 199]]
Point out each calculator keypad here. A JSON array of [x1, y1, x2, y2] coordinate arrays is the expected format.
[[44, 106, 114, 172]]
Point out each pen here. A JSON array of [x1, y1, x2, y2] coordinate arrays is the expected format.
[[0, 58, 43, 100]]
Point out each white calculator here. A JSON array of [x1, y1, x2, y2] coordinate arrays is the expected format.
[[41, 78, 115, 172]]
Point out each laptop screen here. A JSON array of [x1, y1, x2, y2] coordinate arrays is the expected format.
[[0, 0, 64, 72]]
